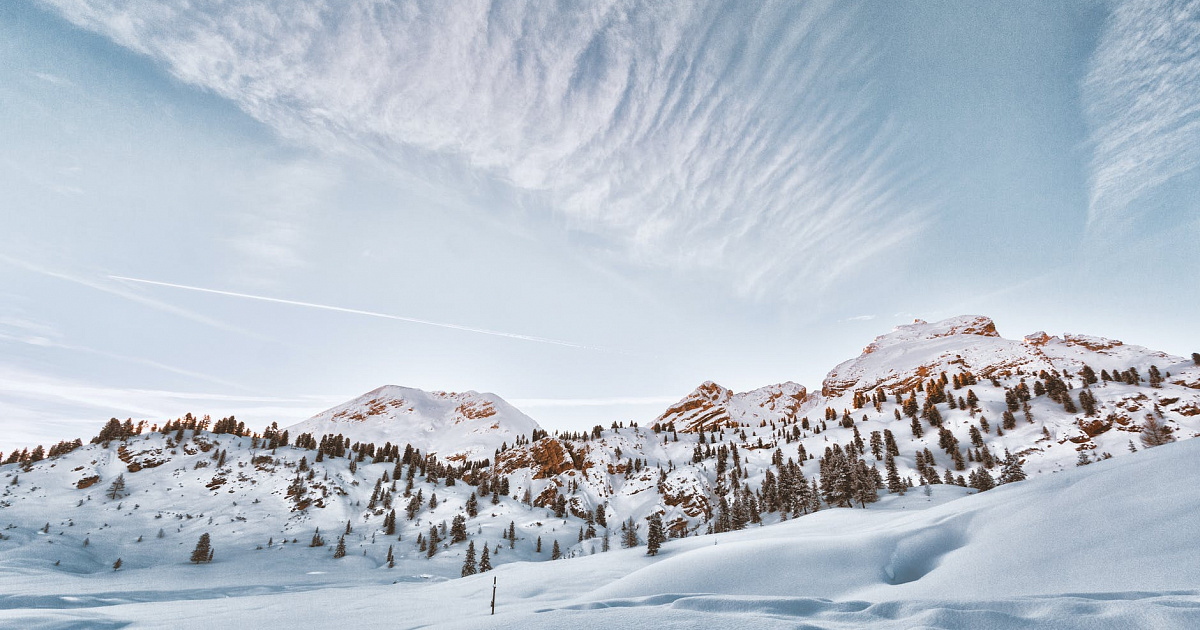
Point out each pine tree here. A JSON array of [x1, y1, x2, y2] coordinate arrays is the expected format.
[[1140, 415, 1174, 447], [450, 515, 468, 543], [333, 536, 347, 558], [999, 450, 1026, 484], [113, 558, 122, 571], [106, 474, 126, 500], [479, 544, 492, 572], [645, 513, 665, 556], [536, 536, 542, 553], [621, 517, 640, 548], [885, 454, 905, 494], [462, 541, 477, 576], [466, 492, 478, 517], [1076, 450, 1091, 467], [427, 525, 439, 558], [190, 533, 212, 564], [387, 545, 395, 568], [551, 540, 562, 560]]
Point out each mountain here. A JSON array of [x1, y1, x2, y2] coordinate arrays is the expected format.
[[6, 424, 1200, 628], [654, 381, 809, 433], [1, 313, 1197, 599], [822, 314, 1179, 397], [286, 385, 542, 462]]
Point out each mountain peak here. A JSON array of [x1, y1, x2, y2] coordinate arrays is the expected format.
[[287, 385, 540, 460]]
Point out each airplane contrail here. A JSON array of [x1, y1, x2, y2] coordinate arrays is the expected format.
[[107, 275, 608, 351]]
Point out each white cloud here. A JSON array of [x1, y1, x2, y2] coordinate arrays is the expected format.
[[1084, 0, 1200, 230], [38, 0, 927, 298]]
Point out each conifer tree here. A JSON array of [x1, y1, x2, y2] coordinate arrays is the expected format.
[[427, 525, 439, 558], [1140, 415, 1174, 447], [479, 544, 492, 571], [885, 454, 905, 494], [645, 513, 665, 556], [113, 558, 122, 571], [333, 536, 347, 558], [106, 474, 126, 500], [999, 450, 1026, 484], [386, 545, 395, 568], [462, 541, 477, 576], [466, 493, 478, 518], [621, 517, 640, 548], [190, 533, 212, 564], [450, 515, 468, 543], [551, 539, 562, 560]]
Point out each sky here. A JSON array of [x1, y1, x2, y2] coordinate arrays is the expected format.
[[1, 0, 1197, 451]]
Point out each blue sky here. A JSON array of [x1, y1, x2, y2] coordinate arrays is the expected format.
[[1, 0, 1197, 450]]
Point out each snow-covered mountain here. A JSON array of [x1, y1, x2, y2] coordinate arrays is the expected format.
[[1, 314, 1198, 612], [287, 385, 542, 462], [654, 380, 810, 433]]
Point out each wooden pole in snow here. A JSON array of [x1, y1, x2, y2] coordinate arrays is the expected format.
[[491, 576, 497, 615]]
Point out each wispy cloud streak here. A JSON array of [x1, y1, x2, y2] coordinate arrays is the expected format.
[[39, 0, 927, 297], [108, 275, 610, 351], [0, 253, 260, 338], [1084, 0, 1200, 230]]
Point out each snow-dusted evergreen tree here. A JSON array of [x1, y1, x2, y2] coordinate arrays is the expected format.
[[333, 536, 346, 559], [620, 517, 639, 548], [450, 514, 467, 543], [999, 450, 1026, 484], [462, 541, 477, 576], [479, 544, 492, 572], [105, 474, 126, 500], [1140, 415, 1175, 448], [885, 454, 905, 494], [645, 513, 665, 556], [426, 525, 439, 558], [550, 540, 561, 560], [189, 533, 212, 564]]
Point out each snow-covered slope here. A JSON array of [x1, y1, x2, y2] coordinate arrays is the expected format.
[[1, 314, 1198, 628], [287, 385, 542, 461], [3, 431, 1199, 629]]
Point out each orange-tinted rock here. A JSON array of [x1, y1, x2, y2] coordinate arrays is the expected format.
[[1078, 417, 1112, 437]]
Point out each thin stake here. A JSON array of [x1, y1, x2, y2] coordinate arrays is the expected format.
[[491, 576, 497, 615]]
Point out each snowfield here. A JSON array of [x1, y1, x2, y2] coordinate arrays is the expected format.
[[1, 437, 1198, 629], [1, 315, 1197, 628]]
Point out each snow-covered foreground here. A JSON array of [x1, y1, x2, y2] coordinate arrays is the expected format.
[[2, 437, 1198, 629]]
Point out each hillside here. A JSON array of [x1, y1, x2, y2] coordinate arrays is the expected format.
[[2, 427, 1198, 628], [0, 315, 1197, 628]]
